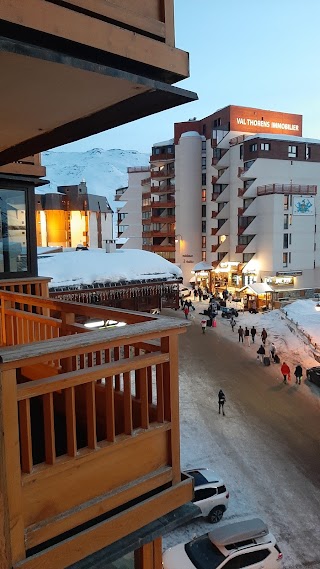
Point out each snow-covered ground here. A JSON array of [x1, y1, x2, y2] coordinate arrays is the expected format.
[[162, 298, 320, 568]]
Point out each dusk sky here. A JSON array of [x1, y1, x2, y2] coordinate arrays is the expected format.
[[58, 0, 320, 153]]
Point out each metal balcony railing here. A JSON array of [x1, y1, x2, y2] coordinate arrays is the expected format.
[[257, 184, 317, 196]]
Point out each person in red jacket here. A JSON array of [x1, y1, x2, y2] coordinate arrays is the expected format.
[[281, 362, 290, 384]]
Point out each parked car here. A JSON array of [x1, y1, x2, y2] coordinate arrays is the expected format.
[[306, 366, 320, 388], [163, 517, 283, 569], [184, 468, 229, 523], [221, 306, 238, 318], [179, 285, 192, 299]]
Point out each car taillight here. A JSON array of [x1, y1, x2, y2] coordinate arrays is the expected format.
[[226, 492, 230, 499], [277, 552, 283, 560]]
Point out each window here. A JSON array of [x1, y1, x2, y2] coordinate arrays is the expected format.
[[283, 234, 288, 248], [118, 225, 128, 233], [223, 549, 270, 568], [193, 488, 217, 502], [202, 140, 206, 151], [217, 252, 225, 261], [202, 236, 206, 248], [202, 189, 206, 202], [240, 144, 243, 160], [243, 253, 254, 262], [0, 188, 28, 273], [142, 225, 150, 232], [249, 143, 258, 152], [202, 157, 206, 168], [118, 212, 127, 221], [288, 145, 297, 158], [306, 145, 311, 160], [261, 143, 270, 151], [284, 195, 289, 210], [289, 252, 292, 263], [283, 252, 288, 267], [213, 118, 221, 127], [167, 146, 173, 154], [142, 211, 150, 219], [202, 173, 206, 185], [218, 219, 227, 229], [202, 205, 206, 218], [239, 235, 254, 246], [202, 221, 206, 233], [284, 214, 289, 229], [202, 124, 207, 136], [289, 233, 292, 245], [202, 251, 206, 261]]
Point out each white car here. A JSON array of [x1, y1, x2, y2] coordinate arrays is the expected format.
[[179, 285, 192, 298], [184, 468, 229, 523], [163, 517, 283, 569]]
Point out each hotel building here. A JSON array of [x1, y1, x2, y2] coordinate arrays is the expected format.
[[173, 105, 320, 295], [116, 166, 150, 249]]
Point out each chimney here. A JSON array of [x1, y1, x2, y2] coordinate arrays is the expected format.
[[106, 239, 116, 253]]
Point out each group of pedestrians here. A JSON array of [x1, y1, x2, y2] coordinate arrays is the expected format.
[[280, 362, 303, 385], [236, 324, 266, 346], [182, 298, 195, 319]]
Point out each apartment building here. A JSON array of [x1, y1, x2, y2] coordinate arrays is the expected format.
[[142, 140, 176, 261], [174, 105, 320, 294], [116, 167, 150, 249], [36, 181, 113, 249]]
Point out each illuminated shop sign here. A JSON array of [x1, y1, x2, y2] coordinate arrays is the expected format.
[[236, 118, 299, 131]]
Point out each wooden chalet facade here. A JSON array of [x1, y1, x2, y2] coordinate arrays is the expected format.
[[0, 2, 197, 568]]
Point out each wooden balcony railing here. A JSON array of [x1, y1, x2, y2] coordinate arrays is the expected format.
[[151, 170, 174, 179], [257, 184, 317, 196], [0, 290, 191, 568]]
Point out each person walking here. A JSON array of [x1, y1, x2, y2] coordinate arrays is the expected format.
[[238, 325, 244, 343], [250, 326, 257, 343], [244, 326, 250, 346], [269, 342, 276, 362], [294, 364, 303, 385], [281, 361, 290, 384], [198, 288, 203, 302], [184, 305, 189, 320], [218, 389, 226, 416], [201, 317, 207, 334], [230, 316, 236, 332], [261, 328, 268, 345], [257, 344, 265, 363]]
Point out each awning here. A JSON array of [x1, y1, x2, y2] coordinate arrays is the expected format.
[[239, 283, 273, 295]]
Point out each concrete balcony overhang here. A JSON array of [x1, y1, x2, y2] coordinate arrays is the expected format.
[[216, 186, 230, 202], [240, 235, 257, 253], [243, 217, 258, 235], [216, 203, 230, 219], [217, 220, 230, 236], [217, 236, 229, 253], [0, 5, 197, 165], [242, 199, 258, 216]]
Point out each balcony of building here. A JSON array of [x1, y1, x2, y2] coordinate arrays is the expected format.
[[236, 245, 246, 253], [238, 188, 246, 197], [211, 228, 218, 236], [0, 1, 198, 166], [212, 148, 228, 168], [0, 283, 192, 569], [151, 199, 175, 209], [212, 175, 218, 185], [211, 244, 219, 252], [257, 184, 317, 196], [151, 184, 175, 194], [0, 155, 46, 178], [211, 211, 218, 218], [217, 219, 230, 236], [150, 152, 175, 163], [217, 203, 230, 219], [141, 177, 151, 186], [149, 244, 175, 253], [151, 170, 175, 180], [151, 215, 175, 224]]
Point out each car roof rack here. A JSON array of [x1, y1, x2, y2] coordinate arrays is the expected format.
[[209, 518, 269, 546]]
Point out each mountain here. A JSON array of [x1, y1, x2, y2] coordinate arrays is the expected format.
[[41, 148, 149, 210]]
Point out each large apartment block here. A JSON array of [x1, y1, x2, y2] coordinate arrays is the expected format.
[[173, 105, 320, 292]]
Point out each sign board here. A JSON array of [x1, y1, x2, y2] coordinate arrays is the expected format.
[[292, 196, 314, 216], [229, 106, 302, 137]]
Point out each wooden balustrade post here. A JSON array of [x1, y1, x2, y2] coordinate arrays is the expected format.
[[0, 368, 25, 566], [161, 334, 181, 484], [61, 313, 76, 372]]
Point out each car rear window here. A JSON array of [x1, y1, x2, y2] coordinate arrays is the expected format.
[[217, 485, 226, 494], [188, 471, 208, 486], [185, 536, 225, 569]]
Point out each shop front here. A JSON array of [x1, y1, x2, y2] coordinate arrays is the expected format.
[[191, 262, 213, 292], [239, 283, 274, 311]]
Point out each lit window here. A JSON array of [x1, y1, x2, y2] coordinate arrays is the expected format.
[[202, 189, 206, 202], [260, 143, 270, 151], [202, 251, 206, 261], [284, 196, 289, 210], [283, 252, 288, 267], [249, 143, 258, 152], [288, 145, 297, 158], [202, 236, 206, 248]]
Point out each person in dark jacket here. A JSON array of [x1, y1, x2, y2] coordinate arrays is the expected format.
[[238, 325, 244, 343], [250, 326, 257, 343], [294, 364, 303, 385], [257, 344, 265, 363], [218, 389, 226, 416], [261, 328, 267, 345], [244, 326, 250, 346]]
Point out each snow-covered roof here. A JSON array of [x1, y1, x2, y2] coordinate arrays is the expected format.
[[245, 133, 320, 145], [180, 131, 202, 139], [37, 246, 63, 255], [38, 249, 182, 288], [192, 261, 213, 272], [152, 139, 174, 147], [240, 283, 273, 294]]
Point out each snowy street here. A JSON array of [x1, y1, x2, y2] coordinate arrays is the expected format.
[[162, 301, 320, 569]]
